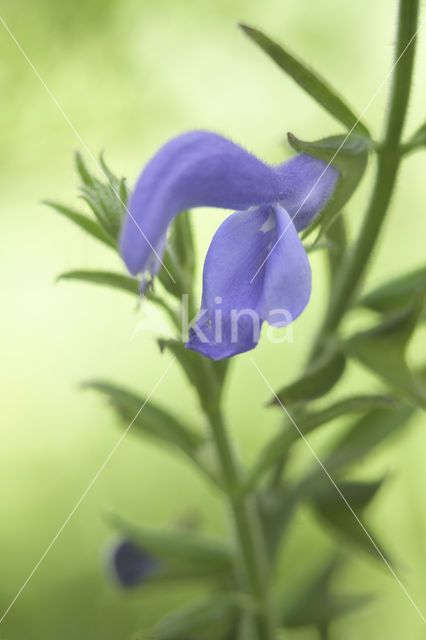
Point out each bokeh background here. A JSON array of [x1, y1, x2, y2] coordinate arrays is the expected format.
[[0, 0, 425, 638]]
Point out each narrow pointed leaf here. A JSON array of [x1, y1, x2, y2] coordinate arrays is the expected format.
[[99, 151, 121, 188], [359, 266, 426, 314], [272, 343, 345, 407], [57, 270, 140, 296], [288, 133, 370, 240], [343, 298, 426, 406], [240, 24, 370, 137], [296, 394, 397, 432], [250, 395, 394, 488], [75, 151, 94, 186], [326, 403, 415, 470], [281, 556, 372, 628], [43, 200, 115, 248], [404, 121, 426, 153], [311, 478, 388, 558], [82, 380, 204, 458]]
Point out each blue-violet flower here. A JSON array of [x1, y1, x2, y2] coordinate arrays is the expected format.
[[109, 539, 159, 588], [120, 131, 338, 359]]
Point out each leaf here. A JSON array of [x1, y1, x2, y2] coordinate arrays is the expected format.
[[109, 513, 233, 572], [99, 151, 123, 191], [311, 478, 388, 557], [281, 556, 372, 628], [240, 24, 370, 137], [158, 338, 228, 410], [359, 266, 426, 315], [151, 595, 238, 640], [43, 200, 115, 248], [272, 343, 345, 407], [296, 394, 397, 432], [326, 403, 415, 470], [343, 298, 426, 407], [404, 120, 426, 153], [288, 132, 370, 241], [75, 151, 94, 187], [249, 395, 394, 490], [82, 380, 204, 459], [57, 270, 140, 296]]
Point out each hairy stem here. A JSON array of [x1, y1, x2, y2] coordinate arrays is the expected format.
[[205, 404, 276, 640], [313, 0, 419, 349]]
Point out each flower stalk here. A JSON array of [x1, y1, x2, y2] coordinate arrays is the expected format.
[[204, 401, 276, 640]]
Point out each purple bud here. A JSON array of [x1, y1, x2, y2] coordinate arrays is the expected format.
[[108, 539, 159, 588]]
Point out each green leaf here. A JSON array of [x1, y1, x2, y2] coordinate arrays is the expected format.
[[99, 151, 122, 190], [326, 403, 415, 470], [295, 394, 397, 432], [239, 24, 370, 137], [109, 513, 233, 573], [249, 395, 394, 489], [75, 151, 94, 187], [57, 270, 139, 296], [311, 478, 388, 557], [43, 200, 115, 248], [159, 338, 228, 410], [281, 556, 372, 628], [404, 120, 426, 153], [359, 266, 426, 314], [343, 298, 426, 407], [271, 343, 345, 407], [288, 132, 370, 241], [151, 595, 238, 640], [82, 380, 204, 459]]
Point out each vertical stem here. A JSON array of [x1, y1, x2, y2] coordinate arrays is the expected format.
[[205, 403, 276, 640], [313, 0, 420, 348]]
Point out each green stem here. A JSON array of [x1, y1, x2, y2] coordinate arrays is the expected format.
[[205, 403, 276, 640], [313, 0, 419, 350]]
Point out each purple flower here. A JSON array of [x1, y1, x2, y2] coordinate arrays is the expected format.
[[109, 539, 159, 588], [120, 131, 338, 359]]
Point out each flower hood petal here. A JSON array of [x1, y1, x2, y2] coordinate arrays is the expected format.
[[120, 131, 281, 275]]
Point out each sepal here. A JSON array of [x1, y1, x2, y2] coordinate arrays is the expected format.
[[76, 152, 127, 243]]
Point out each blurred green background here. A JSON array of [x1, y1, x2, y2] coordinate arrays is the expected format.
[[0, 0, 425, 638]]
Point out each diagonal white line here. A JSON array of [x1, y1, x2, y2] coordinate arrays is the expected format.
[[250, 14, 426, 284], [250, 356, 426, 624], [0, 15, 176, 285], [0, 357, 176, 626]]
